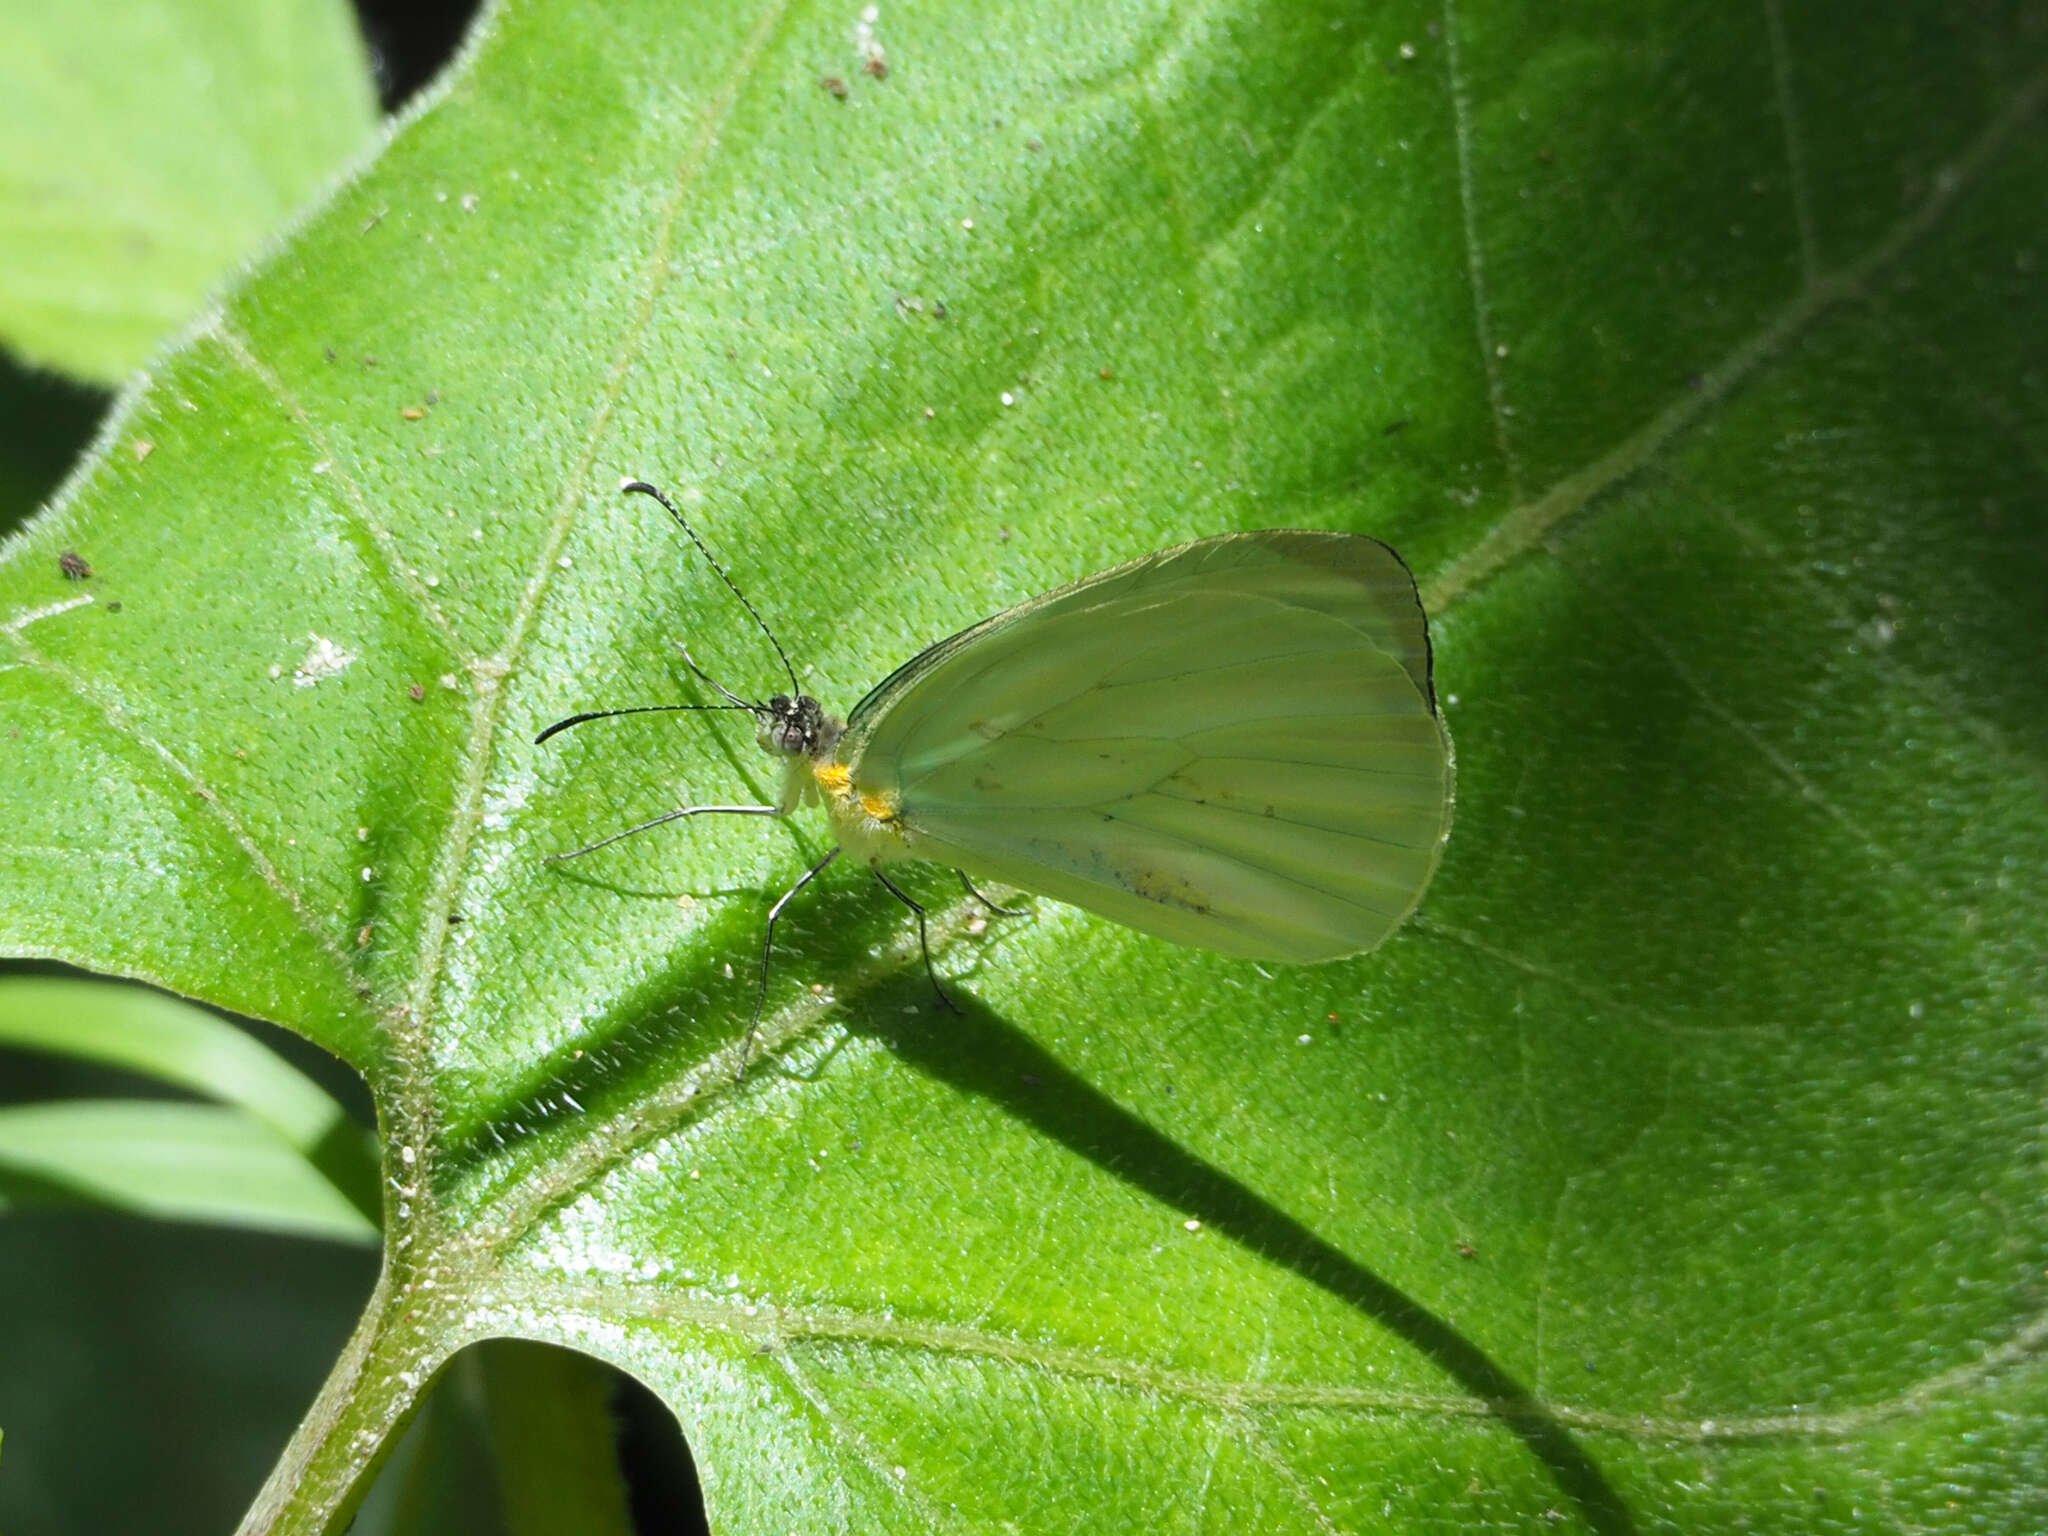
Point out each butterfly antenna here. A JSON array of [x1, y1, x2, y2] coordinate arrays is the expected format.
[[535, 702, 754, 746], [620, 478, 804, 697], [680, 645, 758, 709]]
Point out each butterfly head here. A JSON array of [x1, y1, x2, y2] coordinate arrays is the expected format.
[[757, 694, 843, 760]]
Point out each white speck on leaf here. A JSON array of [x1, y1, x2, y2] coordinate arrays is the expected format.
[[292, 634, 356, 687], [855, 5, 886, 69], [483, 780, 530, 832]]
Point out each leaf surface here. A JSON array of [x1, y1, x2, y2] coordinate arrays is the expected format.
[[0, 1100, 376, 1242], [0, 0, 378, 380], [0, 1, 2044, 1530]]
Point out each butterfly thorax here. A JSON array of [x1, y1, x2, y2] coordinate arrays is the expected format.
[[750, 694, 907, 866], [754, 694, 908, 863]]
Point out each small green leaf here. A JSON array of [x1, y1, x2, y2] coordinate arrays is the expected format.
[[0, 0, 379, 381], [0, 1099, 377, 1243], [479, 1341, 640, 1536], [0, 975, 355, 1152], [0, 974, 382, 1227], [347, 1341, 642, 1536]]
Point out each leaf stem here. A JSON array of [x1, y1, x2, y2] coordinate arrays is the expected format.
[[232, 1262, 456, 1536]]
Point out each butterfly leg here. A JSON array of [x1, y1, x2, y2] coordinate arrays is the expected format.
[[739, 845, 843, 1079], [956, 869, 1027, 917], [545, 803, 782, 862], [873, 867, 960, 1016]]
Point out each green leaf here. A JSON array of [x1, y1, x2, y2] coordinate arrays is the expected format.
[[0, 975, 354, 1149], [0, 0, 379, 382], [0, 974, 382, 1227], [476, 1341, 639, 1536], [0, 1099, 377, 1243], [348, 1342, 639, 1536], [4, 1, 2047, 1532]]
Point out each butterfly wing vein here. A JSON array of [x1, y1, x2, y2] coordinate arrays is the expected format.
[[842, 531, 1453, 963]]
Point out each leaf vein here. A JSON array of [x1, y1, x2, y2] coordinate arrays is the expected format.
[[211, 320, 476, 663], [532, 1274, 2048, 1442], [770, 1349, 962, 1530], [1423, 67, 2048, 616], [1136, 66, 1251, 505], [1441, 0, 1523, 502], [401, 0, 801, 1155], [1761, 0, 1820, 285], [3, 642, 363, 984]]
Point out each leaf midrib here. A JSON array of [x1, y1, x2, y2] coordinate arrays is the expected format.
[[480, 1269, 2048, 1442], [375, 0, 801, 1196]]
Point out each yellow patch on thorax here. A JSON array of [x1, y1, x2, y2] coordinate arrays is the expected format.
[[815, 758, 912, 865]]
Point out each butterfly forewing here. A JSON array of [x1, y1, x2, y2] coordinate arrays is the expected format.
[[838, 530, 1453, 963]]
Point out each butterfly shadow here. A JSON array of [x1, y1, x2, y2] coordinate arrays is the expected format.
[[840, 982, 1637, 1536]]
